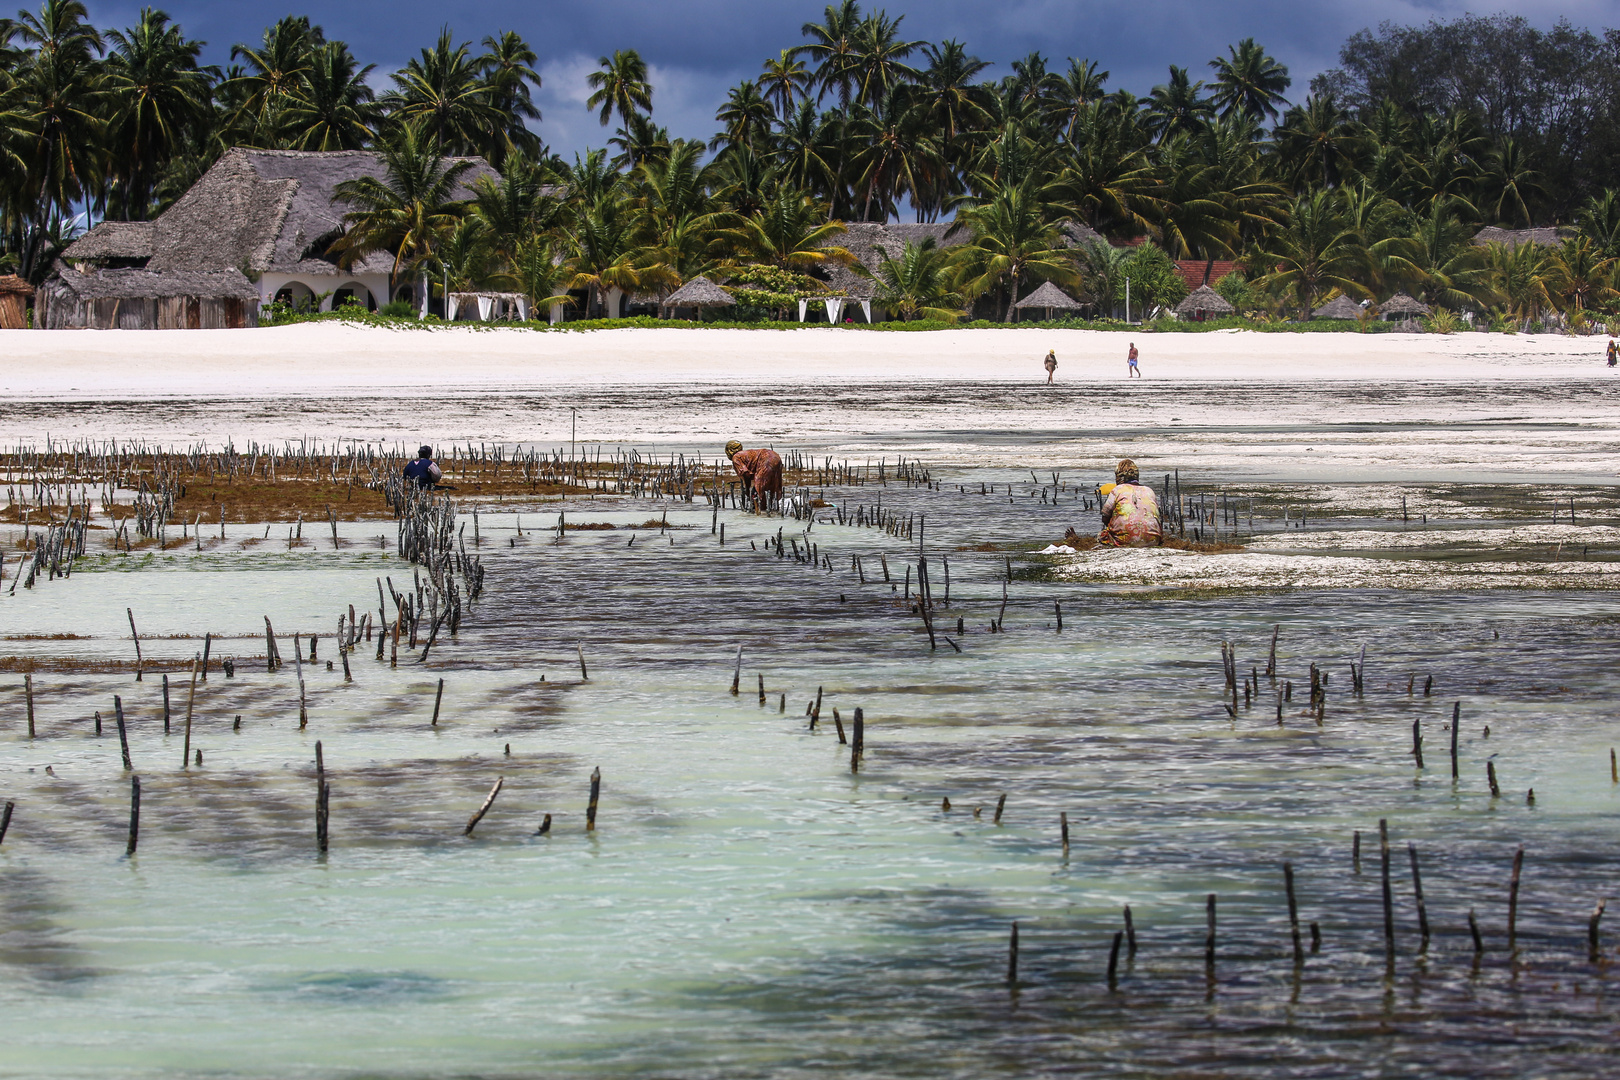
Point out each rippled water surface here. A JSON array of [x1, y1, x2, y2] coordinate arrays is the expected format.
[[3, 381, 1620, 1078]]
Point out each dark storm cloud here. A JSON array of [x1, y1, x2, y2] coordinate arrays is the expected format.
[[78, 0, 1620, 157]]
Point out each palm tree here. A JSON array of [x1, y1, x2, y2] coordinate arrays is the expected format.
[[1004, 52, 1060, 113], [387, 30, 500, 156], [712, 81, 774, 158], [103, 8, 211, 220], [1147, 135, 1236, 260], [280, 41, 376, 152], [1144, 66, 1213, 140], [1252, 189, 1371, 317], [585, 49, 651, 128], [871, 236, 964, 320], [722, 186, 853, 270], [712, 144, 775, 219], [952, 179, 1080, 321], [228, 15, 319, 144], [772, 101, 838, 201], [1548, 237, 1614, 315], [849, 10, 920, 106], [1272, 95, 1361, 190], [1047, 58, 1109, 143], [471, 155, 561, 266], [330, 122, 476, 303], [1208, 38, 1289, 122], [632, 138, 725, 281], [1479, 138, 1542, 228], [564, 195, 673, 318], [1053, 103, 1154, 234], [1483, 239, 1554, 326], [1072, 238, 1133, 317], [608, 111, 668, 171], [849, 84, 940, 221], [797, 1, 862, 108], [477, 31, 541, 167], [758, 49, 810, 116], [11, 0, 104, 276], [1392, 198, 1493, 310], [1577, 189, 1620, 259]]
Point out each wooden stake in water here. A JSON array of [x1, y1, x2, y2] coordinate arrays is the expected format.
[[1060, 812, 1070, 855], [730, 645, 741, 695], [586, 767, 601, 831], [1379, 819, 1394, 966], [115, 696, 132, 771], [1451, 702, 1461, 781], [1488, 759, 1501, 798], [125, 607, 144, 681], [1412, 719, 1424, 769], [850, 708, 864, 773], [1007, 922, 1019, 985], [758, 672, 765, 707], [24, 674, 34, 739], [1107, 930, 1123, 990], [1508, 845, 1525, 953], [1352, 829, 1361, 874], [1589, 898, 1607, 962], [1468, 908, 1484, 954], [0, 801, 12, 846], [577, 645, 588, 681], [1123, 905, 1136, 956], [994, 793, 1006, 825], [1284, 862, 1303, 965], [464, 777, 503, 836], [1408, 842, 1430, 953], [125, 775, 140, 856], [1205, 894, 1217, 975], [181, 656, 198, 769]]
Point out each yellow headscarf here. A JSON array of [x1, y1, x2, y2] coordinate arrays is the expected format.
[[725, 440, 743, 459]]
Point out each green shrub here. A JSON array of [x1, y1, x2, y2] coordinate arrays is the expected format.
[[379, 299, 417, 318]]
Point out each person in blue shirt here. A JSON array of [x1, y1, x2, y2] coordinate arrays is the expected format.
[[403, 445, 442, 489]]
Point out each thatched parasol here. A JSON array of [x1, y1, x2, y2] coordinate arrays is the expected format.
[[1173, 284, 1234, 318], [1378, 292, 1430, 319], [0, 274, 34, 330], [1312, 294, 1364, 320], [662, 275, 735, 314], [1013, 280, 1083, 319]]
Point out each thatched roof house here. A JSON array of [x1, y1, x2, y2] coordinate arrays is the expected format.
[[662, 276, 735, 315], [37, 268, 259, 330], [52, 148, 499, 325], [1472, 226, 1572, 251], [1013, 281, 1083, 317], [1312, 294, 1364, 320], [0, 274, 35, 330], [1378, 293, 1430, 319], [1174, 284, 1234, 319]]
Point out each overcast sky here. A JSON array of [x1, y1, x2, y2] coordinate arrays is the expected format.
[[78, 0, 1620, 159]]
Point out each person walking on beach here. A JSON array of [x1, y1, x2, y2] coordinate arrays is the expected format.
[[725, 439, 784, 508], [1607, 335, 1617, 368], [1044, 350, 1057, 384], [1127, 342, 1141, 378], [403, 445, 442, 489]]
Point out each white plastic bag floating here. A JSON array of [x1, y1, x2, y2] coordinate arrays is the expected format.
[[780, 495, 806, 514], [1038, 544, 1079, 555]]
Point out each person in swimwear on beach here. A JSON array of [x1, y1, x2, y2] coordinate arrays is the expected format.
[[726, 439, 784, 506], [1097, 459, 1162, 547], [1126, 343, 1141, 378], [1044, 350, 1057, 384], [403, 445, 443, 489]]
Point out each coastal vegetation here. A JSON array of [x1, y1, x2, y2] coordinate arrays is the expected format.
[[5, 1, 1620, 328]]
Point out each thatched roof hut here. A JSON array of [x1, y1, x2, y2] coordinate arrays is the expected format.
[[38, 268, 259, 330], [1013, 281, 1083, 318], [1378, 293, 1430, 319], [662, 276, 735, 315], [1174, 284, 1234, 319], [0, 274, 35, 330], [1312, 294, 1364, 320], [62, 221, 155, 266], [1472, 226, 1571, 251]]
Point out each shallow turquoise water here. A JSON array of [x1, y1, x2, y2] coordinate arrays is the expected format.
[[3, 472, 1619, 1079]]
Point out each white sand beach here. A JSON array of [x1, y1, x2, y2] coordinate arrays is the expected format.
[[1, 323, 1612, 396]]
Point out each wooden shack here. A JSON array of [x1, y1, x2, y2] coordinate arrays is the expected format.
[[0, 275, 34, 329], [37, 269, 260, 329]]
